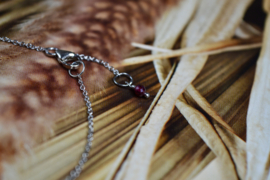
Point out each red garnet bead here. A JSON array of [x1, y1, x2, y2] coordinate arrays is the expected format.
[[134, 85, 146, 97]]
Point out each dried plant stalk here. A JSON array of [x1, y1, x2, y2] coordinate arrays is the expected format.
[[264, 0, 270, 12], [148, 48, 257, 180], [185, 85, 234, 132], [119, 0, 253, 179], [150, 0, 243, 177], [137, 42, 236, 132], [193, 63, 256, 180], [175, 95, 237, 180], [130, 21, 260, 134], [235, 21, 262, 38], [189, 21, 260, 179], [192, 158, 228, 180], [246, 1, 270, 179], [150, 6, 244, 178], [211, 66, 256, 179], [213, 124, 247, 179], [181, 19, 261, 180], [120, 37, 261, 66], [152, 0, 199, 83]]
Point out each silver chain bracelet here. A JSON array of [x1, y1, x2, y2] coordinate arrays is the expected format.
[[0, 36, 149, 180]]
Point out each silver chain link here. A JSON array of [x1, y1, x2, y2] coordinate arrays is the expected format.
[[78, 54, 119, 75], [0, 36, 45, 52]]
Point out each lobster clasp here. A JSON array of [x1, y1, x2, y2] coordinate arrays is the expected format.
[[56, 49, 81, 70]]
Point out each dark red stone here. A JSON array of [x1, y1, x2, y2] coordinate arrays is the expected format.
[[134, 85, 146, 97]]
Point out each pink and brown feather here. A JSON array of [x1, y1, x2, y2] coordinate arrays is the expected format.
[[0, 0, 178, 174]]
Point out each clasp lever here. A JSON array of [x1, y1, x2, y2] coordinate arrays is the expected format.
[[56, 49, 82, 70]]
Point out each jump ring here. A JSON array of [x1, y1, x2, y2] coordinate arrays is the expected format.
[[113, 72, 133, 87], [68, 61, 85, 78]]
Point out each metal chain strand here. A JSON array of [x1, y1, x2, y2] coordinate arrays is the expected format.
[[65, 75, 94, 180], [0, 36, 46, 52], [79, 54, 119, 75], [0, 36, 120, 75]]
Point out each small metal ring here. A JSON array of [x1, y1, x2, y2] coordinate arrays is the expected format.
[[68, 61, 85, 78], [113, 72, 133, 87], [61, 60, 81, 70], [44, 47, 58, 57]]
